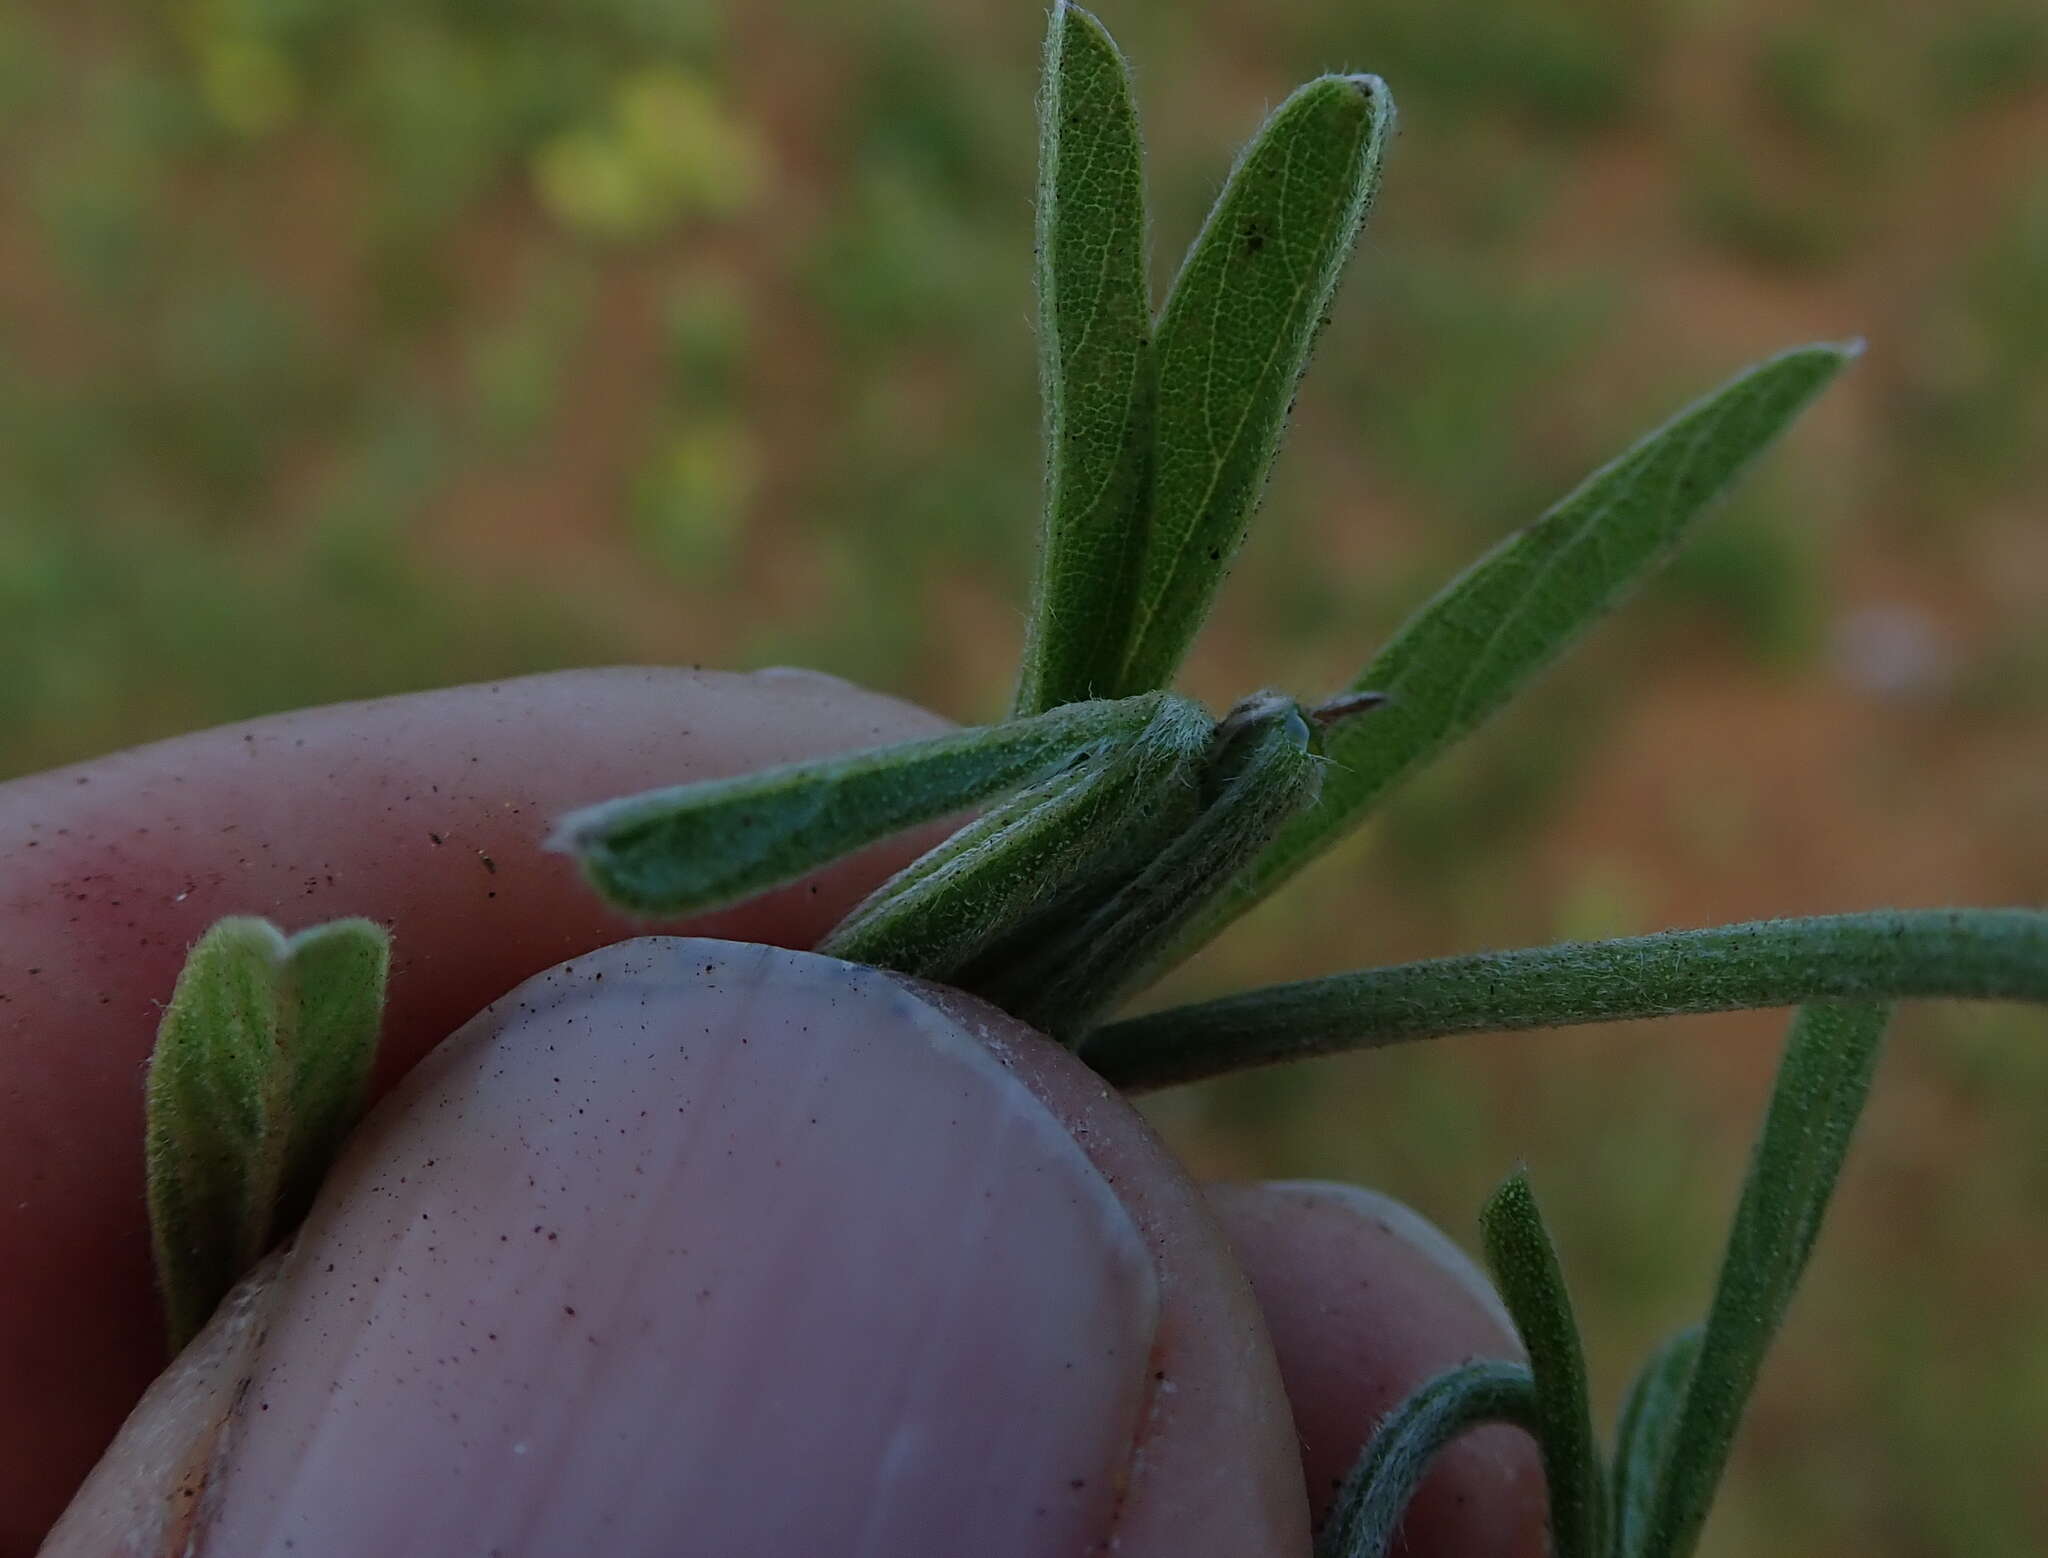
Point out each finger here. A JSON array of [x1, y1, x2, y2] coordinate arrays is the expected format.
[[911, 981, 1309, 1555], [0, 667, 950, 1555], [49, 941, 1308, 1558], [1207, 1182, 1550, 1556]]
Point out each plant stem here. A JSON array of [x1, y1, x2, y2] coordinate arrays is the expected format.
[[1315, 1360, 1537, 1558], [1082, 908, 2048, 1091]]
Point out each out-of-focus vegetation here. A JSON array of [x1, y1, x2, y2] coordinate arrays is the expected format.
[[3, 0, 2043, 1549]]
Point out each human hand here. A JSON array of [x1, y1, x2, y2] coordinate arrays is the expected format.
[[3, 668, 1543, 1556]]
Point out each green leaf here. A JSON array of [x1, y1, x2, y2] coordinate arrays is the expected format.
[[551, 693, 1172, 917], [146, 915, 390, 1352], [1480, 1171, 1605, 1558], [1611, 1326, 1702, 1558], [1082, 907, 2044, 1092], [1642, 1001, 1890, 1558], [1168, 342, 1860, 959], [977, 693, 1323, 1039], [822, 693, 1210, 981], [1014, 2, 1157, 717], [1315, 1360, 1538, 1558], [1113, 72, 1393, 697], [270, 920, 392, 1232]]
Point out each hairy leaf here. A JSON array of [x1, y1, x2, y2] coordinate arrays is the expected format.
[[1643, 1001, 1890, 1558], [1083, 907, 2043, 1091], [146, 916, 390, 1352], [1481, 1171, 1605, 1558], [1014, 2, 1157, 716], [1114, 73, 1392, 696], [823, 694, 1210, 979], [978, 693, 1323, 1038], [1170, 343, 1859, 960], [552, 693, 1171, 916]]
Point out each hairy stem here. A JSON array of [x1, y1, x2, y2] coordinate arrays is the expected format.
[[1315, 1360, 1537, 1558], [1082, 908, 2047, 1091]]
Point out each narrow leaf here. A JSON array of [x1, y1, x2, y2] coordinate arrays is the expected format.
[[1480, 1171, 1605, 1558], [1643, 1001, 1890, 1558], [1014, 2, 1157, 716], [978, 693, 1323, 1039], [146, 915, 390, 1352], [1082, 907, 2045, 1092], [1169, 342, 1860, 960], [1610, 1326, 1702, 1558], [552, 693, 1170, 917], [1316, 1360, 1538, 1558], [1114, 73, 1393, 696], [822, 694, 1210, 980]]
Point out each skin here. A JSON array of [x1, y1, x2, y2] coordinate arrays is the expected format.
[[0, 667, 1545, 1556]]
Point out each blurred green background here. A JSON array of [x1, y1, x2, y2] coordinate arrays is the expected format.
[[4, 0, 2045, 1549]]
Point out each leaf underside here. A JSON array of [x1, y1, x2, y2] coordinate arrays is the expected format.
[[556, 693, 1173, 918], [1014, 2, 1157, 717], [1114, 72, 1392, 698]]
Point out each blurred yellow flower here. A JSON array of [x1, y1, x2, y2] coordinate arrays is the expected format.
[[197, 35, 299, 137], [533, 129, 651, 241], [532, 67, 768, 242], [617, 68, 767, 217]]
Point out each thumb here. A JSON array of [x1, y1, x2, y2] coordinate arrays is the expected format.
[[48, 939, 1306, 1557]]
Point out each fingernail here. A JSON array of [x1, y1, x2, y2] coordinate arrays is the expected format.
[[198, 939, 1158, 1556], [1264, 1181, 1517, 1343]]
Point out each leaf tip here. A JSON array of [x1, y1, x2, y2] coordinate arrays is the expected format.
[[544, 799, 611, 859], [1337, 71, 1394, 110], [1775, 337, 1865, 377], [1049, 0, 1107, 45], [1481, 1162, 1536, 1224], [283, 916, 390, 955], [1292, 71, 1396, 132], [186, 914, 290, 970]]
